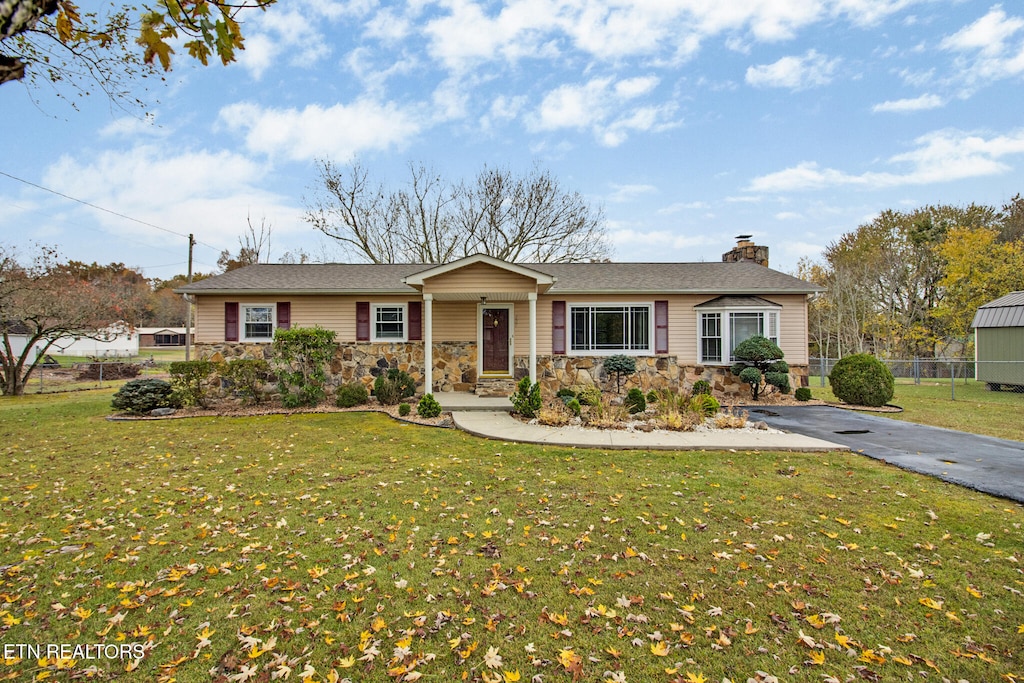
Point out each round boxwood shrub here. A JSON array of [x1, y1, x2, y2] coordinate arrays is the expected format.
[[828, 354, 895, 407], [111, 378, 179, 414], [398, 402, 412, 417], [794, 387, 813, 402], [336, 382, 369, 408]]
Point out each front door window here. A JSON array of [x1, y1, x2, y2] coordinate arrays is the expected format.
[[482, 307, 510, 373]]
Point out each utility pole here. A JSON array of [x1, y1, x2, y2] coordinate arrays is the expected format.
[[184, 234, 195, 361]]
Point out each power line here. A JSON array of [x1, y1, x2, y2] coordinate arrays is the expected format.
[[0, 169, 220, 252]]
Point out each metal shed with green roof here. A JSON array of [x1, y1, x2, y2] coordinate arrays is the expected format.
[[972, 291, 1024, 389]]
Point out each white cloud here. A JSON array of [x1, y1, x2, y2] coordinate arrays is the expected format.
[[774, 211, 803, 220], [747, 128, 1024, 192], [658, 201, 710, 214], [528, 75, 675, 146], [940, 6, 1024, 90], [606, 183, 658, 203], [218, 100, 424, 161], [871, 93, 944, 113], [39, 146, 301, 253], [745, 49, 840, 90]]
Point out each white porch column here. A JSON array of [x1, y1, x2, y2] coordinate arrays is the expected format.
[[423, 294, 434, 393], [528, 292, 537, 385]]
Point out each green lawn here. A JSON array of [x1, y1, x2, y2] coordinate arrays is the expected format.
[[806, 377, 1024, 442], [0, 391, 1022, 682]]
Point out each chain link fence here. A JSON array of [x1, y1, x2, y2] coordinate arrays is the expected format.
[[25, 358, 175, 394], [810, 357, 1024, 398]]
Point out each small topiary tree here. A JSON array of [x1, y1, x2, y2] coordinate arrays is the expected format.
[[511, 376, 542, 418], [604, 355, 637, 393], [272, 327, 337, 408], [168, 359, 216, 408], [398, 402, 412, 416], [625, 387, 646, 414], [220, 358, 271, 405], [417, 393, 442, 418], [829, 354, 894, 407], [111, 378, 180, 414], [730, 335, 789, 400], [336, 382, 370, 408]]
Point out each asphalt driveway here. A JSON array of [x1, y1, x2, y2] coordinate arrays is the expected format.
[[748, 405, 1024, 504]]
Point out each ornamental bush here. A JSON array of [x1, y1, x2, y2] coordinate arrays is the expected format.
[[625, 387, 646, 414], [335, 382, 369, 408], [829, 354, 894, 407], [511, 376, 542, 418], [273, 327, 337, 408], [168, 359, 215, 408], [691, 379, 712, 397], [417, 393, 442, 418], [220, 358, 271, 405], [398, 402, 412, 417], [689, 393, 721, 417], [111, 378, 179, 414], [374, 369, 416, 406], [730, 335, 788, 400], [604, 354, 637, 393], [795, 387, 813, 402]]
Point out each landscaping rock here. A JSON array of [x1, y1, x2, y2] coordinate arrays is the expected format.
[[150, 407, 177, 417]]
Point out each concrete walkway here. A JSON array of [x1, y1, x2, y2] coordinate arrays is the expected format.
[[450, 410, 846, 452]]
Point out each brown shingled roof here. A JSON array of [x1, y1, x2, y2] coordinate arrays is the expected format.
[[177, 260, 821, 295]]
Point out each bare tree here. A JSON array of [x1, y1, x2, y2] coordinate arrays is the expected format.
[[305, 160, 609, 264], [218, 214, 273, 272], [0, 244, 140, 396]]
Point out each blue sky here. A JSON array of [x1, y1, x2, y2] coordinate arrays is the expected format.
[[2, 0, 1023, 281]]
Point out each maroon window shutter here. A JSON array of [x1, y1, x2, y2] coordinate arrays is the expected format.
[[356, 301, 370, 341], [225, 302, 239, 342], [552, 300, 566, 354], [407, 301, 422, 341], [276, 302, 291, 330], [654, 300, 669, 354]]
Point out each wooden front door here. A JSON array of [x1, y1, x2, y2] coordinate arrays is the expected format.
[[481, 307, 510, 374]]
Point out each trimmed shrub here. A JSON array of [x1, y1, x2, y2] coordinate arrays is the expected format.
[[795, 387, 813, 402], [511, 376, 542, 418], [731, 335, 788, 400], [625, 387, 646, 414], [556, 387, 577, 400], [691, 379, 712, 397], [417, 393, 442, 418], [398, 402, 412, 417], [604, 354, 637, 393], [765, 371, 791, 394], [221, 358, 271, 405], [111, 378, 179, 414], [374, 369, 416, 406], [336, 382, 370, 408], [168, 359, 215, 408], [646, 390, 658, 404], [829, 354, 895, 407], [273, 327, 337, 408]]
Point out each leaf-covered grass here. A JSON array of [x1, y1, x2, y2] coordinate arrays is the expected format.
[[1, 391, 1022, 682], [807, 377, 1024, 442]]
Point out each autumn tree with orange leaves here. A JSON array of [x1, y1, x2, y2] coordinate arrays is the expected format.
[[0, 0, 274, 108], [0, 244, 145, 395]]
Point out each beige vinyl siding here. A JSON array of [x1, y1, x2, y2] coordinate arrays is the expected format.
[[772, 294, 809, 364], [432, 302, 477, 341], [194, 294, 414, 343], [423, 262, 536, 295]]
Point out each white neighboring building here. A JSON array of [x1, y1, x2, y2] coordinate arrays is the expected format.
[[47, 323, 139, 358]]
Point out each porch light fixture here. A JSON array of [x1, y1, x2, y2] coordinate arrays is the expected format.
[[481, 296, 487, 305]]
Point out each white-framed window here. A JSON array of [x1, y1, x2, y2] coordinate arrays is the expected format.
[[242, 304, 275, 342], [698, 309, 779, 364], [372, 304, 407, 342], [569, 304, 651, 354]]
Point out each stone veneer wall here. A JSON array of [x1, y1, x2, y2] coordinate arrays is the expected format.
[[196, 343, 807, 397]]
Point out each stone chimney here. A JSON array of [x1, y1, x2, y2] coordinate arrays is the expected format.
[[722, 235, 769, 267]]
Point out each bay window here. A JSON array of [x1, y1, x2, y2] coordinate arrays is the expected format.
[[698, 306, 780, 364]]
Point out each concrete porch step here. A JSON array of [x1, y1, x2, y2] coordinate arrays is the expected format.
[[475, 376, 518, 398], [434, 391, 513, 412]]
